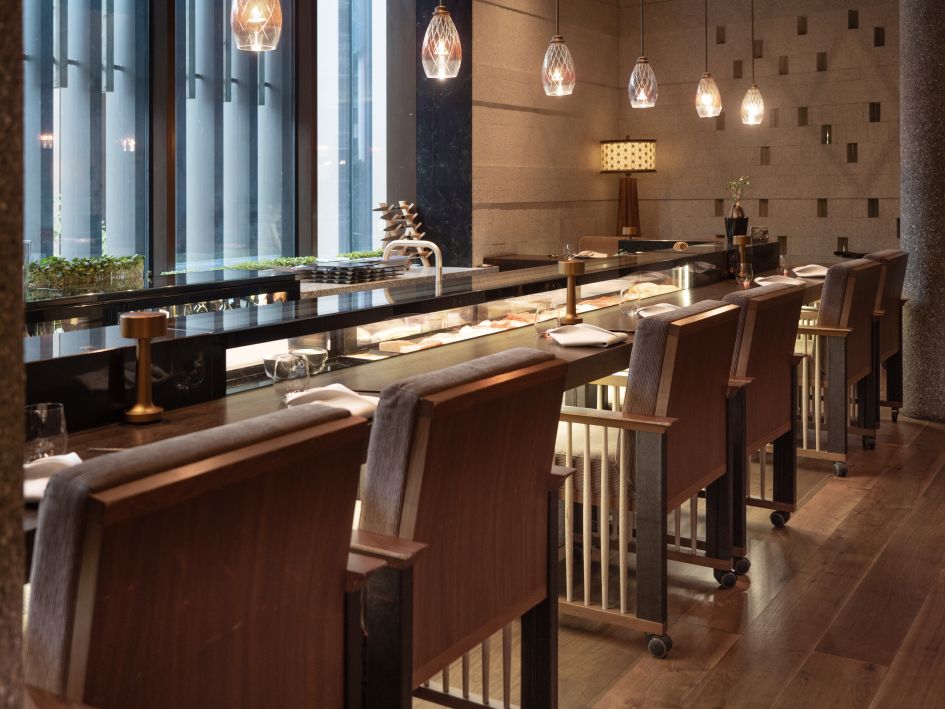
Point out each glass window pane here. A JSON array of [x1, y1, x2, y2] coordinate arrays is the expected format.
[[23, 0, 149, 262], [317, 0, 387, 258], [174, 0, 295, 271]]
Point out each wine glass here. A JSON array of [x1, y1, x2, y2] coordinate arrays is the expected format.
[[619, 287, 643, 318], [271, 354, 310, 404], [534, 302, 560, 337], [778, 254, 790, 277], [562, 243, 575, 260], [24, 403, 68, 464], [736, 263, 754, 289]]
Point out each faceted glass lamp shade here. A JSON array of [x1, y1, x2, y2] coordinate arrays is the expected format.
[[628, 57, 658, 108], [422, 5, 462, 80], [542, 36, 576, 96], [695, 73, 722, 118], [231, 0, 283, 52], [741, 84, 765, 125]]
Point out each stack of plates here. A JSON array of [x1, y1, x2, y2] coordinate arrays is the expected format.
[[285, 257, 410, 284]]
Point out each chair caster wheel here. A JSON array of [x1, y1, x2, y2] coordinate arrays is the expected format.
[[646, 633, 673, 658], [734, 557, 751, 575], [771, 510, 791, 528], [863, 436, 876, 450], [892, 409, 900, 423], [833, 462, 848, 477], [714, 569, 737, 588]]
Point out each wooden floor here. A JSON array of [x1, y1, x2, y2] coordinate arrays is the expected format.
[[418, 410, 945, 708]]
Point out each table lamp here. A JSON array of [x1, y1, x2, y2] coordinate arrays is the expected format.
[[600, 137, 656, 238]]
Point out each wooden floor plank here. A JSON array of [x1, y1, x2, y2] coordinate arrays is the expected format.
[[772, 651, 887, 709], [870, 571, 945, 708], [816, 444, 945, 667]]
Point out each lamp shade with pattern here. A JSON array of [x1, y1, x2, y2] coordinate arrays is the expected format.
[[231, 0, 283, 52], [422, 4, 462, 80], [600, 138, 657, 174]]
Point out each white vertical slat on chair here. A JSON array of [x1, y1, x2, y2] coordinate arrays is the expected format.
[[442, 666, 450, 695], [674, 508, 681, 551], [462, 653, 470, 699], [690, 496, 698, 553], [760, 448, 767, 500], [583, 423, 592, 605], [502, 624, 512, 709], [618, 425, 629, 615], [565, 422, 574, 603], [801, 334, 810, 449], [814, 335, 822, 451], [481, 638, 490, 705], [599, 389, 610, 612]]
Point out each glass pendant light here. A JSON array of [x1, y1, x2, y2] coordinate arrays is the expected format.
[[422, 3, 462, 80], [628, 0, 657, 108], [695, 0, 721, 117], [741, 0, 764, 125], [542, 0, 576, 96], [231, 0, 283, 52]]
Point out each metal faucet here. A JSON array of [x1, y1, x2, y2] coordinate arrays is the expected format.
[[383, 239, 443, 296]]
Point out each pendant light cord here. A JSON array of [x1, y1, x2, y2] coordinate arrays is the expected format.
[[750, 0, 755, 83], [555, 0, 560, 35], [640, 0, 645, 56], [704, 0, 709, 72]]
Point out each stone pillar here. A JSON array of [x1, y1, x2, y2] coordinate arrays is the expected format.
[[901, 0, 945, 421], [0, 2, 24, 704]]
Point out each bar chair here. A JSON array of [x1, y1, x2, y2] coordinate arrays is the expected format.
[[795, 259, 883, 475], [25, 405, 371, 709], [554, 301, 741, 658], [354, 348, 570, 708], [721, 284, 806, 534], [864, 249, 909, 424]]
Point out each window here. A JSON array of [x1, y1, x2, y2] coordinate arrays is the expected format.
[[317, 0, 389, 258], [23, 0, 149, 261], [174, 0, 296, 271]]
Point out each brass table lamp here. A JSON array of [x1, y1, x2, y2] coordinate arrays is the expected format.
[[120, 311, 168, 424]]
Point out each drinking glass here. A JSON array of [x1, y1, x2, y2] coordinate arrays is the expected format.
[[736, 263, 754, 289], [24, 403, 68, 464], [534, 302, 560, 337], [562, 243, 575, 260], [778, 254, 790, 277], [619, 287, 643, 318], [271, 354, 310, 403]]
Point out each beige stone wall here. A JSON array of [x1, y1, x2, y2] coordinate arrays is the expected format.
[[472, 0, 622, 264], [472, 0, 901, 262]]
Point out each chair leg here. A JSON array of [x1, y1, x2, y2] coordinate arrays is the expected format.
[[364, 566, 414, 709], [827, 336, 849, 476], [344, 589, 365, 709], [726, 385, 748, 560], [521, 489, 560, 709]]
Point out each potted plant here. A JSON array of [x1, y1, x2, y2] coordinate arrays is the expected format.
[[725, 176, 750, 247]]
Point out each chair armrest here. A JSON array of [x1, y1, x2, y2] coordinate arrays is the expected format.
[[560, 405, 676, 434], [792, 353, 807, 366], [346, 552, 387, 593], [797, 324, 852, 338], [350, 530, 427, 570], [24, 685, 96, 709], [591, 373, 629, 388], [549, 465, 576, 490], [728, 376, 753, 397]]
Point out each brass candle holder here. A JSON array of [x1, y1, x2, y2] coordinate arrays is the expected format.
[[120, 311, 168, 424], [558, 259, 586, 325]]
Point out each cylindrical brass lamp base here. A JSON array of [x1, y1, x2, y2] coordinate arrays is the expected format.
[[558, 259, 586, 325], [120, 312, 168, 425]]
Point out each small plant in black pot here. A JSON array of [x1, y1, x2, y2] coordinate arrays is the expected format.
[[725, 176, 750, 247]]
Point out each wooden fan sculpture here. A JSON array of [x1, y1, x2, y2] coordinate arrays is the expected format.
[[374, 201, 435, 266]]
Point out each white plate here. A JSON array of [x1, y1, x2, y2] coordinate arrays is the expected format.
[[793, 264, 829, 278]]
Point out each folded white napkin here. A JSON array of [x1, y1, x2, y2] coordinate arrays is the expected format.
[[23, 452, 83, 503], [755, 275, 808, 286], [284, 383, 379, 418], [637, 303, 680, 318], [546, 324, 629, 348], [575, 250, 609, 259], [792, 264, 829, 278]]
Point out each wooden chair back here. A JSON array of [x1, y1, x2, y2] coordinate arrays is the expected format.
[[26, 407, 368, 709], [818, 259, 883, 384], [726, 285, 806, 452], [866, 250, 909, 362], [639, 303, 740, 510], [358, 350, 568, 687]]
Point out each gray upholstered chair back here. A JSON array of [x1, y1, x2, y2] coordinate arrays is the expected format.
[[357, 347, 568, 685], [26, 405, 362, 708], [623, 300, 740, 509]]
